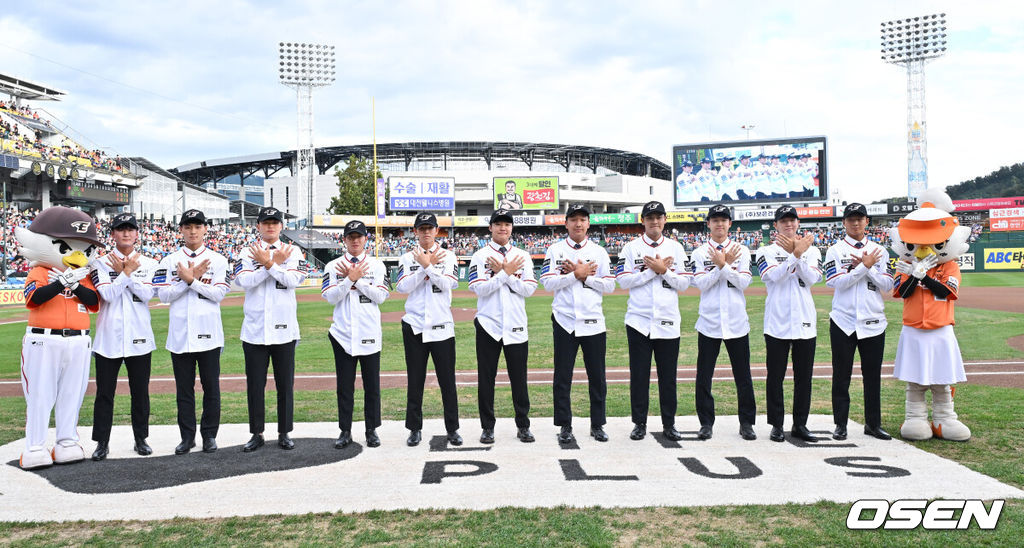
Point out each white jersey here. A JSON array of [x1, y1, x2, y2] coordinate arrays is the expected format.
[[540, 237, 615, 337], [90, 249, 158, 359], [396, 243, 459, 343], [323, 252, 390, 356], [234, 240, 307, 345], [154, 246, 230, 353], [825, 235, 894, 338], [468, 240, 538, 345], [756, 242, 822, 340], [689, 239, 752, 339], [616, 234, 691, 339]]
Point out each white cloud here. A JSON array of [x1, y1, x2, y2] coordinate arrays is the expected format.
[[1, 0, 1020, 202]]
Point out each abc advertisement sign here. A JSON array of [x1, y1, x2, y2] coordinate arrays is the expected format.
[[982, 248, 1024, 270]]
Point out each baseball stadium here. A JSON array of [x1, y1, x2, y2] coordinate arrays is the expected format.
[[3, 19, 1024, 548]]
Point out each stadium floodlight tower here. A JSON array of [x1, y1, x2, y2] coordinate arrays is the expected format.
[[278, 42, 336, 230], [880, 13, 947, 199]]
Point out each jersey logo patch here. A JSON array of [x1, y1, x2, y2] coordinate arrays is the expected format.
[[431, 285, 442, 293], [867, 281, 877, 291], [152, 269, 167, 285], [512, 327, 524, 332], [197, 334, 211, 339], [276, 281, 287, 290], [359, 295, 372, 303], [275, 324, 288, 329], [584, 319, 597, 325], [133, 339, 147, 344], [361, 339, 375, 344]]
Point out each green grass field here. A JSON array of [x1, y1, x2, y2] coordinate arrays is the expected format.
[[1, 272, 1023, 545]]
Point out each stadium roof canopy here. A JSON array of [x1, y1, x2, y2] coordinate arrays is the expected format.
[[171, 141, 671, 186], [0, 73, 67, 102]]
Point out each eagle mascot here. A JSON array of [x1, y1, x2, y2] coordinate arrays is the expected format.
[[890, 188, 971, 442], [15, 206, 103, 469]]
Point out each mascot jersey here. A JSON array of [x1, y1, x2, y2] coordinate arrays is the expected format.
[[893, 260, 959, 330], [25, 266, 99, 329]]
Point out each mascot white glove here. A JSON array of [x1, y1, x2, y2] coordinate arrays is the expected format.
[[894, 260, 914, 276], [911, 255, 938, 279], [48, 267, 90, 289]]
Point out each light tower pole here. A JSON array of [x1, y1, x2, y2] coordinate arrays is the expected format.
[[880, 13, 947, 199], [278, 42, 336, 232]]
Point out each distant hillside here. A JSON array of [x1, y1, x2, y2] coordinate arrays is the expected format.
[[879, 162, 1024, 203], [944, 163, 1024, 200]]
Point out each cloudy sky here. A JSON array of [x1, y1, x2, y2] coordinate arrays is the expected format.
[[1, 1, 1021, 203]]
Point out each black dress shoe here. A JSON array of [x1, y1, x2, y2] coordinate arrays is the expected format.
[[407, 430, 422, 446], [663, 427, 683, 441], [175, 439, 195, 455], [770, 426, 785, 442], [740, 423, 757, 440], [558, 425, 575, 444], [365, 429, 380, 448], [832, 425, 848, 441], [864, 425, 892, 440], [480, 429, 495, 444], [448, 430, 464, 448], [697, 425, 713, 440], [517, 427, 535, 443], [202, 437, 217, 453], [335, 431, 352, 449], [791, 425, 818, 442], [629, 424, 647, 440], [134, 438, 152, 456], [278, 434, 295, 450], [243, 434, 265, 453], [92, 441, 109, 461], [590, 426, 609, 442]]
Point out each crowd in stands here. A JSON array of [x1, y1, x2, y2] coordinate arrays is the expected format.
[[0, 101, 126, 173], [0, 203, 967, 287]]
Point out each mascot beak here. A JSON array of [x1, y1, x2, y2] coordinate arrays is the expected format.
[[63, 251, 89, 269], [913, 245, 934, 260]]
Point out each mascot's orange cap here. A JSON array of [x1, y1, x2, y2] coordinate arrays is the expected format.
[[896, 201, 959, 245]]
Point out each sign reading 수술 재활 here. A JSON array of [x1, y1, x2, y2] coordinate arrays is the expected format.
[[388, 176, 456, 211], [493, 177, 559, 211]]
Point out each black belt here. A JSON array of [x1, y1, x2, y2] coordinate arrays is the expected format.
[[31, 328, 90, 337]]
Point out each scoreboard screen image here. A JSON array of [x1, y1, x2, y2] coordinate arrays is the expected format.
[[673, 136, 827, 207]]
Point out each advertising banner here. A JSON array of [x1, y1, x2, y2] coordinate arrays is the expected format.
[[982, 248, 1024, 270], [795, 206, 835, 218], [953, 196, 1024, 211], [665, 211, 707, 223], [512, 214, 544, 226], [589, 213, 637, 225], [493, 177, 559, 210], [989, 207, 1024, 232], [545, 214, 566, 225], [454, 216, 489, 227], [888, 202, 919, 215], [866, 203, 888, 216], [388, 176, 456, 211], [0, 289, 26, 305], [733, 209, 775, 221], [957, 253, 975, 271]]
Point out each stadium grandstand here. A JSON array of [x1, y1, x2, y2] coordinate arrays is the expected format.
[[2, 75, 1018, 290]]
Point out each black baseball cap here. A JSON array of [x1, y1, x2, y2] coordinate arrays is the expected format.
[[490, 209, 514, 225], [641, 201, 667, 218], [257, 206, 284, 223], [566, 204, 590, 218], [111, 213, 138, 230], [843, 203, 869, 219], [707, 204, 731, 220], [700, 157, 711, 164], [774, 205, 799, 221], [413, 212, 438, 228], [343, 220, 368, 236], [179, 209, 208, 226]]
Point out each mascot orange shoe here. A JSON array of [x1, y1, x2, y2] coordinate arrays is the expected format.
[[15, 206, 103, 468], [890, 189, 971, 442]]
